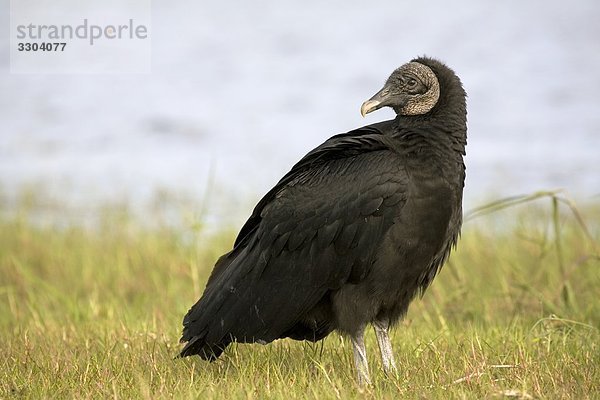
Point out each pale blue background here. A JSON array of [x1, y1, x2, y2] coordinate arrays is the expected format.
[[1, 0, 599, 225]]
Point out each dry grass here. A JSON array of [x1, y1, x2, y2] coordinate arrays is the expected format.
[[1, 192, 598, 399]]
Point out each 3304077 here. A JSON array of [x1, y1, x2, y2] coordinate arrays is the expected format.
[[17, 42, 67, 51]]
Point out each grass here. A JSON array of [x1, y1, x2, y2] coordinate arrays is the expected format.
[[1, 192, 599, 399]]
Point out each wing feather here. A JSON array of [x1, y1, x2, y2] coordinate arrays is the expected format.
[[180, 123, 409, 358]]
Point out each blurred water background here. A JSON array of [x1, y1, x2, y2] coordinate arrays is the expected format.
[[1, 0, 599, 227]]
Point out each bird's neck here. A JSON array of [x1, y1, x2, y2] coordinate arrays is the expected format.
[[387, 114, 466, 187], [391, 115, 466, 157]]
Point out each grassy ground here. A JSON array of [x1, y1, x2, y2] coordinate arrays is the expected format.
[[1, 193, 599, 399]]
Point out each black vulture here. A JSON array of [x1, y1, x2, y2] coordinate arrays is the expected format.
[[180, 57, 467, 384]]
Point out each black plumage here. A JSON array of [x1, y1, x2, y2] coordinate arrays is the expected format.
[[180, 57, 467, 384]]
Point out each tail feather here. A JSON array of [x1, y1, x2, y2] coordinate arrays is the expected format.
[[179, 335, 230, 361]]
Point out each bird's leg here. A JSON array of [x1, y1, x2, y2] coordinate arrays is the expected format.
[[373, 319, 397, 375], [351, 325, 371, 385]]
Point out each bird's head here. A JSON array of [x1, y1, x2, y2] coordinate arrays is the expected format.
[[361, 59, 441, 117]]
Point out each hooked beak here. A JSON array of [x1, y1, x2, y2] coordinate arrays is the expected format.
[[360, 99, 381, 117], [360, 86, 393, 117]]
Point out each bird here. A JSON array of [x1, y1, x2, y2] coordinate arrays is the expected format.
[[179, 56, 467, 385]]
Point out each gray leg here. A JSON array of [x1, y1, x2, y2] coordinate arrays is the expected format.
[[351, 325, 371, 385], [373, 319, 397, 375]]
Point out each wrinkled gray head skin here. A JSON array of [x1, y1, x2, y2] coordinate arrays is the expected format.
[[361, 61, 440, 117]]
